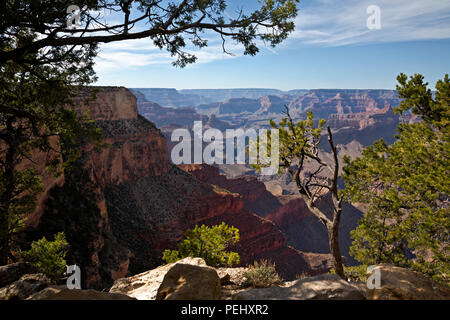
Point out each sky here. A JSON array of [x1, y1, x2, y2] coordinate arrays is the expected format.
[[93, 0, 450, 90]]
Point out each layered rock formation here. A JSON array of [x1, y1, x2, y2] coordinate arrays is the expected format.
[[131, 88, 293, 108], [26, 87, 157, 289], [195, 89, 399, 118], [130, 88, 210, 108], [288, 89, 399, 118], [180, 88, 292, 102], [103, 163, 321, 280], [180, 164, 281, 216], [179, 164, 362, 265]]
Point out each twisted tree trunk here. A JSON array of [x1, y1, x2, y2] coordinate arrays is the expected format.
[[327, 213, 344, 278]]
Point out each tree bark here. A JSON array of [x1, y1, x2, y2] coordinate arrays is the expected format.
[[0, 212, 8, 266], [327, 126, 345, 279], [0, 129, 16, 265], [327, 215, 344, 279]]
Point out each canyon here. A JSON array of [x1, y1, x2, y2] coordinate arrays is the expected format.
[[24, 87, 335, 290], [128, 87, 409, 270], [23, 85, 410, 291]]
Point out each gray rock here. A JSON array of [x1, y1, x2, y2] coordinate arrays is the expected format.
[[366, 264, 450, 300], [233, 274, 366, 300], [27, 286, 136, 300], [156, 263, 221, 300], [0, 273, 51, 300], [0, 262, 37, 287], [110, 257, 209, 300]]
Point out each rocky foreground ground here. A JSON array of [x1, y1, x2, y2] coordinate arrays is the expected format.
[[1, 258, 448, 300]]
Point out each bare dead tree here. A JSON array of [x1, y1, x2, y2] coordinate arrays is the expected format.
[[265, 107, 345, 278]]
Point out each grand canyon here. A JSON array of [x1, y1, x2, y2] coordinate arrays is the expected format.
[[20, 85, 416, 290], [1, 0, 449, 306]]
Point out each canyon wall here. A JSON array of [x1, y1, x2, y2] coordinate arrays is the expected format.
[[180, 164, 281, 216], [180, 164, 363, 265]]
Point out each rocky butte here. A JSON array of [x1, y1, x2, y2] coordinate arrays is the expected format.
[[24, 87, 332, 290]]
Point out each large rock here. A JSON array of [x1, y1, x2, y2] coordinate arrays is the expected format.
[[233, 274, 366, 300], [109, 257, 208, 300], [156, 263, 221, 300], [0, 262, 37, 288], [27, 286, 135, 300], [367, 264, 450, 300], [0, 273, 51, 300]]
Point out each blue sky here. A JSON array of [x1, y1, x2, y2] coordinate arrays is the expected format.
[[94, 0, 450, 90]]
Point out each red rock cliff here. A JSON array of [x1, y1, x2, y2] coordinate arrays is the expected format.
[[180, 164, 281, 215]]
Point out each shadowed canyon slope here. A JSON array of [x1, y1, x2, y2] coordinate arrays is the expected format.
[[181, 164, 363, 265], [25, 87, 333, 290]]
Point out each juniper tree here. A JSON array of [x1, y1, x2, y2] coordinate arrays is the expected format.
[[162, 222, 240, 267], [342, 74, 450, 284]]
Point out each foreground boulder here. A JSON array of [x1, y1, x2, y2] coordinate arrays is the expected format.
[[27, 286, 135, 300], [0, 273, 51, 300], [110, 257, 218, 300], [156, 263, 221, 300], [233, 274, 366, 300], [367, 264, 450, 300], [0, 262, 37, 288]]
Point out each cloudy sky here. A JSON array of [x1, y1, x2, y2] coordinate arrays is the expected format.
[[94, 0, 450, 90]]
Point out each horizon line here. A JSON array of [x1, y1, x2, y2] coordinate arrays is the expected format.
[[129, 87, 399, 91]]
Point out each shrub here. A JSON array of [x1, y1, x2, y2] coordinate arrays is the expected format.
[[162, 222, 240, 267], [20, 232, 69, 282], [242, 259, 283, 288]]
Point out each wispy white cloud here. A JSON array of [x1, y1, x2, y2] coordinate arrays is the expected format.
[[95, 0, 450, 71], [292, 0, 450, 46], [95, 51, 172, 71], [94, 36, 243, 71]]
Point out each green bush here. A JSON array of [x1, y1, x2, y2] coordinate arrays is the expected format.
[[20, 232, 69, 282], [342, 74, 450, 285], [242, 260, 283, 288], [162, 222, 240, 267]]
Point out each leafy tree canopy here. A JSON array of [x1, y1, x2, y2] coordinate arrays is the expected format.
[[162, 222, 240, 267], [20, 232, 69, 282], [342, 74, 450, 284], [1, 0, 300, 67]]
